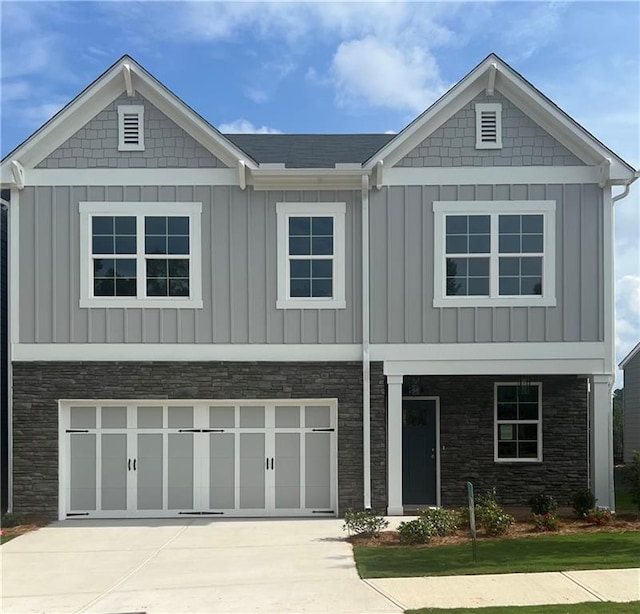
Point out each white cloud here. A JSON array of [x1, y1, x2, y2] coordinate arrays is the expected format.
[[218, 119, 281, 134], [331, 37, 448, 112], [502, 2, 567, 60], [22, 99, 68, 127]]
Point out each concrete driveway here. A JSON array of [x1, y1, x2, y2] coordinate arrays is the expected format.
[[1, 518, 401, 614]]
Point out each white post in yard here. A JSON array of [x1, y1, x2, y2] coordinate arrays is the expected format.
[[591, 374, 615, 510]]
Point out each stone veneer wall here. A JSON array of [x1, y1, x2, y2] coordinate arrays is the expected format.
[[12, 361, 386, 518], [403, 374, 589, 507]]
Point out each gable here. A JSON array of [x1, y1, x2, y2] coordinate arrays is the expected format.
[[36, 92, 228, 170], [395, 91, 585, 168]]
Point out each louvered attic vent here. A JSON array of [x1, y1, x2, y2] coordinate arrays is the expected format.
[[475, 103, 502, 149], [117, 105, 145, 151]]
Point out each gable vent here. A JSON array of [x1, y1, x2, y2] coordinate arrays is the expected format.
[[118, 105, 145, 151], [475, 103, 502, 149]]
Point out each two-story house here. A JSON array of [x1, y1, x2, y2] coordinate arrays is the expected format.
[[1, 54, 637, 520]]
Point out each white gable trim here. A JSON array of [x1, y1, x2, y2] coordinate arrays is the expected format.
[[0, 56, 256, 175], [364, 55, 636, 183], [620, 341, 640, 369]]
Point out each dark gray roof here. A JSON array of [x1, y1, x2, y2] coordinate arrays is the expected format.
[[223, 134, 395, 168]]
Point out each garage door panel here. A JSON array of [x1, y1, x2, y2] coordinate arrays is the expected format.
[[168, 433, 194, 510], [305, 432, 331, 509], [239, 433, 265, 509], [70, 434, 97, 511], [275, 433, 301, 509], [137, 433, 163, 510], [101, 433, 127, 511], [209, 433, 235, 509]]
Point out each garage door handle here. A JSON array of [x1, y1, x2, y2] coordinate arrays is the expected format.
[[270, 458, 274, 470], [133, 459, 137, 471], [266, 457, 269, 470], [128, 458, 131, 471]]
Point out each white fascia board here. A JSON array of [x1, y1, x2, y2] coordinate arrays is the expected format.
[[252, 167, 369, 177], [12, 343, 363, 362], [620, 341, 640, 369], [26, 168, 239, 187], [383, 166, 601, 186], [373, 342, 607, 363]]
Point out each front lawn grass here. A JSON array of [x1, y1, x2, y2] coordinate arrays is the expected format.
[[354, 532, 640, 578], [407, 602, 640, 614]]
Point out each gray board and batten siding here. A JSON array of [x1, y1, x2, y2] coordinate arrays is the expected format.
[[18, 186, 362, 345], [19, 182, 603, 346], [36, 93, 228, 169], [369, 183, 604, 344], [395, 92, 586, 168], [623, 350, 640, 463]]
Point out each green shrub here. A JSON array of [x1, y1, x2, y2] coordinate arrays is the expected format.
[[342, 509, 389, 538], [398, 518, 433, 544], [528, 491, 558, 516], [532, 512, 560, 532], [1, 511, 26, 528], [475, 489, 515, 536], [585, 508, 614, 525], [572, 488, 597, 517], [419, 507, 460, 536]]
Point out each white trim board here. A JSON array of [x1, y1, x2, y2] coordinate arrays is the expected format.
[[12, 343, 363, 362]]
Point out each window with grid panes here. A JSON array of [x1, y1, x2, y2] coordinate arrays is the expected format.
[[495, 383, 542, 461]]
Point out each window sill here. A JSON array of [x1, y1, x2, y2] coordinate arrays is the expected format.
[[494, 458, 543, 464], [434, 296, 556, 308], [276, 299, 346, 310], [80, 298, 204, 309]]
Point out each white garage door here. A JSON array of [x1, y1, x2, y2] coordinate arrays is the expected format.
[[59, 400, 337, 519]]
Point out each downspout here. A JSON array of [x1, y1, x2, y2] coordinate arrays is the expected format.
[[362, 174, 371, 510]]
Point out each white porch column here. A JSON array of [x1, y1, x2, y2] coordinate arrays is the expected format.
[[387, 374, 404, 515], [591, 374, 615, 510]]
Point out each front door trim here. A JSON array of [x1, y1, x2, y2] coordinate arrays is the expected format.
[[401, 395, 441, 509]]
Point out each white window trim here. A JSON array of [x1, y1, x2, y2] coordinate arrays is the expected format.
[[494, 381, 543, 463], [276, 202, 346, 309], [117, 105, 145, 151], [433, 200, 556, 307], [475, 102, 502, 149], [79, 201, 203, 309]]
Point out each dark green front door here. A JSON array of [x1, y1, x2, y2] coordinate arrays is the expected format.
[[402, 399, 437, 505]]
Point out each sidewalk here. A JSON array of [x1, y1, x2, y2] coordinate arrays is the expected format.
[[366, 568, 640, 611]]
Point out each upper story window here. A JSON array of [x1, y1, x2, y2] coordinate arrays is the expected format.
[[475, 103, 502, 149], [117, 105, 145, 151], [433, 200, 556, 307], [494, 382, 542, 462], [79, 202, 202, 308], [276, 202, 346, 309]]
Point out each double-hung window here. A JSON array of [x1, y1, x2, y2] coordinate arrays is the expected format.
[[433, 200, 556, 307], [276, 202, 346, 309], [495, 382, 542, 461], [79, 202, 202, 308]]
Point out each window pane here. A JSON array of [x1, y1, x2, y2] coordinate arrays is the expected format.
[[497, 403, 517, 420], [522, 277, 543, 295], [519, 403, 539, 420], [289, 217, 310, 235], [469, 215, 490, 233], [168, 236, 189, 255], [169, 279, 189, 297], [446, 216, 467, 234], [94, 259, 115, 277], [498, 442, 517, 458], [291, 279, 311, 297], [311, 217, 333, 235], [115, 259, 136, 277], [499, 235, 520, 253], [499, 424, 515, 441], [518, 387, 538, 403], [93, 236, 114, 254], [168, 216, 189, 235], [447, 258, 467, 276], [468, 235, 490, 253], [290, 260, 310, 277], [115, 236, 136, 254], [497, 386, 517, 403], [289, 237, 310, 255], [94, 279, 115, 296], [312, 236, 333, 255], [147, 279, 168, 296], [522, 235, 543, 253], [468, 258, 489, 276], [522, 215, 543, 233], [115, 278, 136, 296], [468, 277, 489, 295], [115, 217, 136, 234], [499, 258, 519, 275], [499, 215, 520, 233], [499, 277, 519, 295], [521, 257, 542, 275], [93, 217, 113, 235], [146, 236, 166, 255], [168, 259, 189, 277], [518, 424, 538, 440], [518, 442, 538, 458], [147, 259, 167, 278], [312, 279, 332, 297], [311, 260, 332, 277], [145, 217, 166, 234], [447, 277, 467, 296], [446, 235, 467, 254]]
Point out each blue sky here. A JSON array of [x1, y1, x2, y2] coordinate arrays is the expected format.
[[1, 0, 639, 379]]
